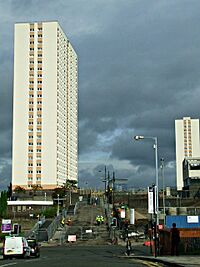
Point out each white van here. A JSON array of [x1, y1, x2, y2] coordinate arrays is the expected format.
[[3, 236, 30, 259]]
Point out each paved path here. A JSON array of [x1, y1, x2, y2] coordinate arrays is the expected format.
[[130, 242, 200, 267]]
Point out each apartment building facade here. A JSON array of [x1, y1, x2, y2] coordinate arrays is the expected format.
[[12, 21, 78, 190], [175, 117, 200, 190]]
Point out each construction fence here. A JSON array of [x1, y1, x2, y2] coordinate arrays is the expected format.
[[159, 228, 200, 255], [65, 225, 109, 242]]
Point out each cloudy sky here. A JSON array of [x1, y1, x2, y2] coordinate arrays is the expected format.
[[1, 0, 200, 191]]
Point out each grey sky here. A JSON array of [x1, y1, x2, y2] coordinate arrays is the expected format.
[[1, 0, 200, 190]]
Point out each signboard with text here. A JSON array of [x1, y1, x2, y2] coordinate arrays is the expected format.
[[68, 235, 76, 242], [187, 216, 199, 223], [148, 186, 157, 214], [130, 208, 135, 225], [120, 209, 126, 218], [1, 219, 12, 233], [148, 187, 154, 214]]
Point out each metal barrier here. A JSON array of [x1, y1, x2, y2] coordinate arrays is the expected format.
[[25, 221, 39, 239], [25, 215, 46, 239], [66, 225, 109, 241], [159, 228, 200, 255], [46, 215, 61, 241]]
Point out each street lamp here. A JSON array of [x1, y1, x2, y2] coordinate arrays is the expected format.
[[57, 194, 60, 217], [160, 158, 165, 226], [99, 166, 107, 198], [133, 135, 159, 225]]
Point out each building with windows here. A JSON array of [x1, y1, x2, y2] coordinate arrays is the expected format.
[[183, 157, 200, 197], [12, 21, 78, 190], [175, 117, 200, 191]]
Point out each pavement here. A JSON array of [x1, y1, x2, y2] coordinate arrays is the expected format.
[[131, 254, 200, 267], [123, 241, 200, 267]]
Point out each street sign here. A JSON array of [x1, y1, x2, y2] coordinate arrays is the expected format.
[[130, 208, 135, 225], [68, 235, 76, 242], [121, 209, 126, 218], [86, 229, 92, 233], [187, 216, 199, 223], [148, 186, 158, 214], [1, 219, 12, 233], [148, 187, 154, 214]]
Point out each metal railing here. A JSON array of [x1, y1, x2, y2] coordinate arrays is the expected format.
[[46, 215, 61, 240], [25, 215, 46, 239]]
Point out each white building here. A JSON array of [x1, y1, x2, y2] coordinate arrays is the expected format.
[[175, 117, 200, 190], [12, 21, 78, 190]]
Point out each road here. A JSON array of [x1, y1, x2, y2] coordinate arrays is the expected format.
[[0, 245, 167, 267]]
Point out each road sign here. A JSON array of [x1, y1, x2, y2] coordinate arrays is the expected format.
[[148, 186, 158, 214], [68, 235, 76, 242], [1, 219, 12, 233], [148, 187, 154, 214], [121, 209, 126, 218], [130, 209, 135, 225]]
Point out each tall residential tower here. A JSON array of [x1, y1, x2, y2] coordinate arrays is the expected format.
[[12, 22, 78, 189], [175, 117, 200, 190]]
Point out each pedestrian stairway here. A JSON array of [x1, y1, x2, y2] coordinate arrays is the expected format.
[[67, 205, 76, 215], [37, 219, 53, 241], [64, 201, 110, 244]]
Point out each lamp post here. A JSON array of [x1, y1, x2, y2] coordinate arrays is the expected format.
[[112, 172, 115, 211], [134, 135, 159, 225], [99, 166, 107, 199], [69, 190, 72, 205], [57, 194, 60, 217], [160, 158, 165, 226]]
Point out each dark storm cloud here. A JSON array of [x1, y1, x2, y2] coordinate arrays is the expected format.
[[78, 0, 200, 188], [1, 0, 200, 190]]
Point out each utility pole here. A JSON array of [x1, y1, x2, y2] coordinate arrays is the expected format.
[[112, 172, 115, 211], [104, 166, 107, 196], [152, 184, 158, 257], [57, 194, 60, 216], [160, 158, 165, 226]]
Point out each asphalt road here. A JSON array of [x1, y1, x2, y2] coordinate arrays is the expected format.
[[0, 245, 167, 267]]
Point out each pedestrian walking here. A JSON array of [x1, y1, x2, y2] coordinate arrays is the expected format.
[[100, 216, 104, 224], [170, 223, 180, 256], [61, 217, 65, 227], [126, 238, 132, 256], [96, 215, 100, 226]]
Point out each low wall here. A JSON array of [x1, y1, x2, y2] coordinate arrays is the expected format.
[[159, 228, 200, 255]]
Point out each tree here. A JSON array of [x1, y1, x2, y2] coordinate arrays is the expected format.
[[0, 191, 7, 218], [51, 180, 77, 199], [7, 182, 12, 199], [30, 184, 43, 196], [63, 180, 77, 190], [52, 187, 66, 199], [14, 186, 26, 194], [31, 184, 43, 193], [31, 184, 43, 191]]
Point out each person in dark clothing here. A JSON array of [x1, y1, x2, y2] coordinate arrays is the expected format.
[[170, 223, 180, 256], [126, 238, 132, 256]]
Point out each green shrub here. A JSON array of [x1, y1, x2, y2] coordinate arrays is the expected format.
[[41, 207, 57, 218], [0, 233, 7, 242]]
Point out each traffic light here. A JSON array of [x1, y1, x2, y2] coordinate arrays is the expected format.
[[111, 217, 117, 227], [13, 223, 21, 235]]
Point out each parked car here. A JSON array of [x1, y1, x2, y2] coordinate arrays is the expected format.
[[27, 238, 40, 257], [3, 236, 30, 259]]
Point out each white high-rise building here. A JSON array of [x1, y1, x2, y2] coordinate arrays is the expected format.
[[175, 117, 200, 190], [12, 21, 78, 190]]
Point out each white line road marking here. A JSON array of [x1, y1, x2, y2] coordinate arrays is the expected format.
[[0, 263, 17, 267]]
